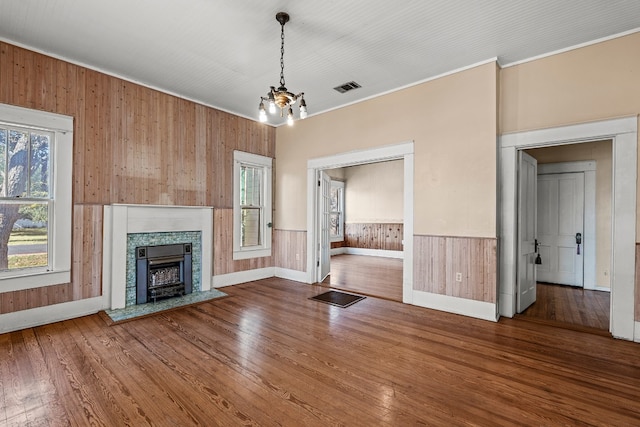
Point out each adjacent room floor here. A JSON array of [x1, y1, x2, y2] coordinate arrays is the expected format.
[[323, 254, 403, 301]]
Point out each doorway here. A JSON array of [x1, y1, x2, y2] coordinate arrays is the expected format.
[[306, 141, 414, 304], [320, 160, 404, 301], [499, 116, 637, 340]]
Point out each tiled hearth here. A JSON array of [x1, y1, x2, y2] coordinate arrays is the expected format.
[[103, 204, 213, 309]]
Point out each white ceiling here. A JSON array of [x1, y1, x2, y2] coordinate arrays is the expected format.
[[1, 0, 639, 126]]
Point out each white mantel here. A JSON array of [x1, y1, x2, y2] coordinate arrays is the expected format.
[[103, 204, 213, 309]]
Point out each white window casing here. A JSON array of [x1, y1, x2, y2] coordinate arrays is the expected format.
[[0, 103, 73, 292], [233, 150, 272, 260]]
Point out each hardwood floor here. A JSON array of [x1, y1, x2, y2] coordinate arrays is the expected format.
[[323, 254, 403, 301], [518, 282, 610, 331], [2, 278, 640, 426]]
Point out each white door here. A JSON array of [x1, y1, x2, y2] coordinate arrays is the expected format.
[[536, 172, 584, 287], [318, 171, 331, 282], [517, 152, 538, 313]]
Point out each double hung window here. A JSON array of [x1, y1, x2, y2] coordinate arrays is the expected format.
[[233, 151, 272, 259], [0, 103, 72, 291]]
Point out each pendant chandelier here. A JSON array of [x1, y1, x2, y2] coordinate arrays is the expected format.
[[258, 12, 307, 125]]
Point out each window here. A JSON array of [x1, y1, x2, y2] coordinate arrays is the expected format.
[[0, 103, 73, 291], [330, 180, 345, 242], [233, 151, 272, 260]]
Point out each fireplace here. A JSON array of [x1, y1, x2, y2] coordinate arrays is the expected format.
[[136, 243, 193, 304]]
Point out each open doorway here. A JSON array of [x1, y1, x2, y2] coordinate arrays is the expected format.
[[499, 117, 637, 341], [306, 142, 414, 305], [517, 141, 612, 331], [321, 160, 404, 301]]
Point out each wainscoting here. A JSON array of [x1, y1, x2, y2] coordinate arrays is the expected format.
[[274, 229, 306, 272], [413, 235, 496, 303], [344, 223, 403, 251]]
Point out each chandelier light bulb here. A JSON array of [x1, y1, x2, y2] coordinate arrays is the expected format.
[[299, 97, 308, 119], [258, 101, 268, 122], [287, 107, 294, 126]]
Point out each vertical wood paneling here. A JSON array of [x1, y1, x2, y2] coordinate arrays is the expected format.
[[213, 209, 274, 275], [414, 235, 496, 303], [636, 243, 640, 321], [344, 223, 403, 251], [274, 230, 307, 272], [72, 205, 103, 300], [0, 42, 276, 315]]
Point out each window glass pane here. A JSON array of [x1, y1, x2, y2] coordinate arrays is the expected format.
[[0, 202, 48, 271], [330, 187, 340, 211], [330, 213, 340, 237], [241, 165, 262, 206], [7, 129, 28, 197], [0, 129, 6, 197], [30, 132, 50, 198], [241, 207, 261, 247]]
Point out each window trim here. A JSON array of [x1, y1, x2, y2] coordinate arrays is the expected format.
[[233, 150, 272, 260], [0, 103, 73, 292], [330, 180, 345, 242]]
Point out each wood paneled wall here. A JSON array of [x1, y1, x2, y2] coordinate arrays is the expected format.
[[274, 230, 306, 272], [0, 42, 275, 314], [636, 244, 640, 321], [413, 235, 496, 303], [344, 223, 403, 251], [213, 209, 273, 275]]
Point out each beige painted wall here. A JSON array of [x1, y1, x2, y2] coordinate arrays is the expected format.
[[526, 140, 612, 288], [343, 160, 403, 223], [275, 62, 497, 237], [500, 31, 640, 239]]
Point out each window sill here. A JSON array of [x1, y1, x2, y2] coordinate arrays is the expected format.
[[233, 248, 271, 261], [0, 270, 71, 293]]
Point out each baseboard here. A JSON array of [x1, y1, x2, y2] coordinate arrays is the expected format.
[[330, 247, 347, 256], [0, 296, 107, 334], [635, 321, 640, 343], [594, 286, 611, 292], [412, 290, 498, 322], [274, 267, 309, 283], [212, 267, 275, 288], [341, 248, 404, 259]]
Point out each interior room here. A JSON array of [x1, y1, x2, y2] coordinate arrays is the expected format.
[[1, 2, 639, 425]]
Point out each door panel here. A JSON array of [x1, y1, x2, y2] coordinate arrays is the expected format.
[[318, 171, 331, 282], [517, 152, 537, 313], [536, 172, 584, 286]]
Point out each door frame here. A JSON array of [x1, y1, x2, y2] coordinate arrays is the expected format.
[[537, 161, 597, 289], [306, 141, 414, 303], [499, 116, 637, 341]]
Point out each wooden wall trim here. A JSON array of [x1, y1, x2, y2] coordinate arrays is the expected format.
[[413, 235, 496, 303], [344, 223, 403, 251]]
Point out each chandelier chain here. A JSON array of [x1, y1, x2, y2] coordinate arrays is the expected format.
[[279, 21, 286, 88]]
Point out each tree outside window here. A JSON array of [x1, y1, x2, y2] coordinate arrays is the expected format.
[[0, 126, 51, 271]]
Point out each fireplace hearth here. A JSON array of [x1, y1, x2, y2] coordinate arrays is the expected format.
[[136, 243, 192, 304]]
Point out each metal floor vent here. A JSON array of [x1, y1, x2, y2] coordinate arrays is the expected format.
[[333, 81, 361, 94]]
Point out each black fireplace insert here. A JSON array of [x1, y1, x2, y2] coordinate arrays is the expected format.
[[136, 243, 192, 304]]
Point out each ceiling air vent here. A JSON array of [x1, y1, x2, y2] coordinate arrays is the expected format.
[[333, 81, 361, 94]]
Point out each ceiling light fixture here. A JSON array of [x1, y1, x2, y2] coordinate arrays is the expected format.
[[258, 12, 307, 125]]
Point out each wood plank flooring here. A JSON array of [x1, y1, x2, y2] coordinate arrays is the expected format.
[[518, 282, 610, 331], [323, 254, 403, 301], [2, 278, 640, 426]]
